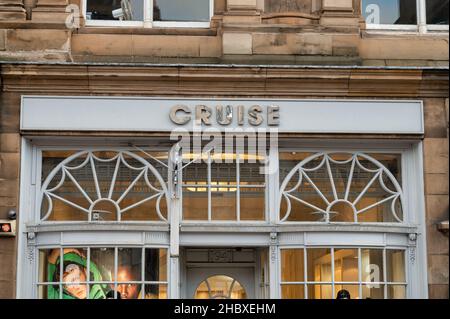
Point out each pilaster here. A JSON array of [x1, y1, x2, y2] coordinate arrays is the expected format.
[[320, 0, 360, 27], [223, 0, 261, 25]]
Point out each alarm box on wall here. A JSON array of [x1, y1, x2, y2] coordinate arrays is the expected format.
[[0, 220, 16, 237]]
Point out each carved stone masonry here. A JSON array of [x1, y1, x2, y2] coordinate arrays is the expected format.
[[266, 0, 312, 13], [0, 0, 26, 21]]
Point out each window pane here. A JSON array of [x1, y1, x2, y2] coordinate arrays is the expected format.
[[362, 284, 385, 299], [386, 250, 406, 283], [145, 248, 167, 282], [426, 0, 449, 24], [281, 249, 305, 282], [239, 155, 266, 186], [211, 191, 237, 220], [240, 187, 265, 220], [307, 285, 333, 299], [38, 285, 60, 299], [387, 285, 407, 299], [334, 249, 359, 283], [211, 160, 237, 185], [307, 249, 332, 282], [154, 0, 210, 22], [39, 249, 59, 283], [61, 248, 91, 299], [86, 0, 145, 21], [90, 248, 115, 282], [281, 285, 305, 299], [362, 0, 418, 25], [183, 187, 208, 220], [144, 284, 168, 299], [361, 249, 384, 283], [117, 248, 142, 299]]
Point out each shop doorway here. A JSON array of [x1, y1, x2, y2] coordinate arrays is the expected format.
[[187, 267, 255, 299], [182, 248, 262, 299]]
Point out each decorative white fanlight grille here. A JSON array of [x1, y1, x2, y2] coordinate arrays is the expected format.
[[279, 152, 404, 223], [40, 151, 169, 222]]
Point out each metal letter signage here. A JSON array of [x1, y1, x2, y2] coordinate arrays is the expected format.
[[169, 104, 280, 127]]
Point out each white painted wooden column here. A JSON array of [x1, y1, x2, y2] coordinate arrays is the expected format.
[[418, 0, 427, 33], [268, 137, 280, 299], [168, 144, 182, 299]]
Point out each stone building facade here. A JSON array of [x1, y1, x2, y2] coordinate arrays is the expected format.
[[0, 0, 448, 299]]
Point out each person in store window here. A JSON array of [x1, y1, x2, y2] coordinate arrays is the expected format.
[[336, 289, 351, 299], [116, 265, 140, 299], [47, 248, 113, 299]]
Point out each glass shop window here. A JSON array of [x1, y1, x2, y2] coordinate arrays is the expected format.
[[40, 150, 169, 222], [426, 0, 449, 25], [279, 152, 403, 223], [182, 152, 267, 221], [281, 248, 407, 299], [362, 0, 418, 25], [38, 247, 168, 299]]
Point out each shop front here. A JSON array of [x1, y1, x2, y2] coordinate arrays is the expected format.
[[16, 95, 428, 299]]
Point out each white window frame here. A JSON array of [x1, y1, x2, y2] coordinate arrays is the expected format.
[[82, 0, 214, 28], [364, 0, 449, 33]]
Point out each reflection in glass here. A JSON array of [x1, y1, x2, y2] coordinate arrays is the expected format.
[[145, 248, 167, 282], [281, 285, 305, 299], [86, 0, 144, 21], [281, 249, 305, 282], [386, 250, 406, 283], [426, 0, 449, 25], [362, 285, 385, 299], [117, 248, 142, 299], [144, 285, 168, 299], [387, 285, 406, 299], [362, 0, 417, 25], [240, 187, 265, 220], [307, 249, 332, 282], [211, 191, 237, 220], [307, 285, 333, 299], [90, 248, 115, 282], [183, 188, 208, 220], [334, 249, 359, 285], [361, 249, 384, 283], [154, 0, 210, 22]]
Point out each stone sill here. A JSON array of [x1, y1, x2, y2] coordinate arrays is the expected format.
[[0, 21, 218, 36], [75, 26, 218, 37], [362, 30, 449, 40]]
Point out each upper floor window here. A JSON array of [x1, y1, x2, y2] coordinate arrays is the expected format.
[[84, 0, 213, 28], [362, 0, 449, 31]]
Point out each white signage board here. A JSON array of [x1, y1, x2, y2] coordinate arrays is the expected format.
[[21, 96, 424, 134]]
